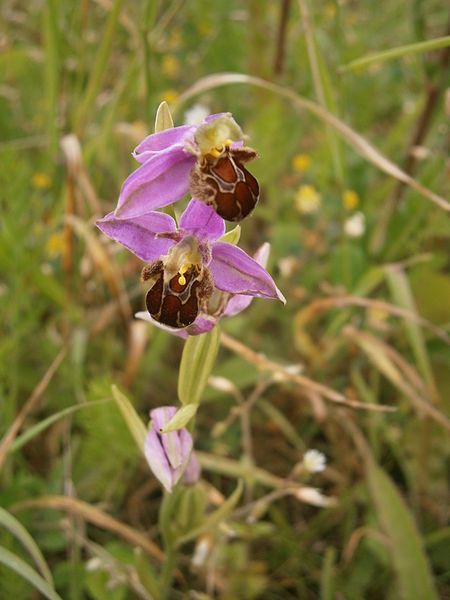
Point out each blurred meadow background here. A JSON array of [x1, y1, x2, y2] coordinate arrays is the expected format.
[[1, 0, 450, 598]]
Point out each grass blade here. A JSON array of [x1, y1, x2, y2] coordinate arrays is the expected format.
[[385, 266, 437, 396], [0, 546, 63, 600], [0, 508, 53, 586], [298, 0, 344, 184], [340, 35, 450, 72], [10, 400, 111, 453], [43, 0, 60, 156], [111, 385, 147, 452], [74, 0, 124, 135], [366, 460, 439, 600]]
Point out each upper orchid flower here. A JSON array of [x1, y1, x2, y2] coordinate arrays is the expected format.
[[114, 113, 259, 222], [144, 406, 200, 493], [97, 199, 285, 332]]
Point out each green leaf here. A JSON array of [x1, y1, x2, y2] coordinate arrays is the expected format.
[[366, 459, 439, 600], [341, 35, 450, 72], [0, 546, 63, 600], [160, 404, 198, 433], [10, 400, 111, 453], [111, 385, 147, 452], [178, 326, 220, 405], [0, 508, 53, 586], [386, 267, 435, 393], [175, 480, 243, 547], [320, 547, 336, 600], [154, 100, 174, 132]]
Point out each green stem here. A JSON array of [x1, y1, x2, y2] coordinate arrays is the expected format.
[[160, 548, 177, 596]]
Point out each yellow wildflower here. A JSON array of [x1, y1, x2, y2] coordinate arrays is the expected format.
[[295, 185, 321, 214], [46, 232, 65, 258], [292, 153, 311, 174], [197, 21, 213, 36], [162, 55, 180, 79], [31, 172, 51, 190], [324, 3, 336, 19], [160, 90, 179, 105], [342, 189, 360, 210], [168, 31, 182, 50]]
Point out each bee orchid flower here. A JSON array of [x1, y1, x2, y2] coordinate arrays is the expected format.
[[136, 242, 275, 338], [115, 113, 259, 222], [96, 199, 285, 333]]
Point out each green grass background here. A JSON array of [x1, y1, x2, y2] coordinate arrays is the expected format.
[[1, 0, 449, 598]]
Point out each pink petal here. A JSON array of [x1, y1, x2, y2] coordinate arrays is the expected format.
[[185, 316, 217, 336], [182, 452, 201, 485], [144, 428, 174, 492], [151, 406, 177, 431], [210, 242, 286, 302], [223, 293, 254, 317], [135, 312, 217, 337], [223, 243, 271, 316], [204, 113, 227, 123], [115, 150, 195, 219], [151, 407, 193, 472], [179, 199, 225, 241], [135, 312, 188, 338], [133, 125, 195, 163], [96, 211, 176, 262]]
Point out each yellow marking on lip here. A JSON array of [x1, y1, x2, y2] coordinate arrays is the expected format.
[[208, 138, 234, 158], [178, 263, 189, 285]]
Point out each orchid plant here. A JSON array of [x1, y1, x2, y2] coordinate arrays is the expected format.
[[98, 104, 285, 588]]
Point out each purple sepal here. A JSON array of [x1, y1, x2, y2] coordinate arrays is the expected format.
[[135, 312, 217, 338], [96, 211, 176, 262], [115, 150, 195, 219], [132, 125, 195, 163], [183, 452, 201, 485], [144, 406, 195, 493], [210, 242, 286, 302], [179, 199, 225, 241], [223, 243, 271, 316]]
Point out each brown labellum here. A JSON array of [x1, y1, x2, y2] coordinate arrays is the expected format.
[[142, 261, 213, 328], [190, 147, 259, 222]]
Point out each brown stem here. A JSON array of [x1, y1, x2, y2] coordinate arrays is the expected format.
[[0, 348, 66, 471], [273, 0, 291, 76], [220, 332, 396, 413]]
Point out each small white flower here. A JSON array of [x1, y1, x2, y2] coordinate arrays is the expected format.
[[344, 211, 365, 238], [295, 486, 337, 507], [184, 103, 210, 125], [303, 449, 326, 473], [85, 557, 103, 572], [295, 185, 321, 214], [192, 536, 212, 568]]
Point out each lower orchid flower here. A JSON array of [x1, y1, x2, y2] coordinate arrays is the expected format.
[[144, 406, 200, 493], [114, 113, 259, 222], [136, 242, 274, 337], [96, 199, 285, 334]]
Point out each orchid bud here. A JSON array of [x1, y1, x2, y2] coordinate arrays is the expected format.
[[144, 406, 200, 493]]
